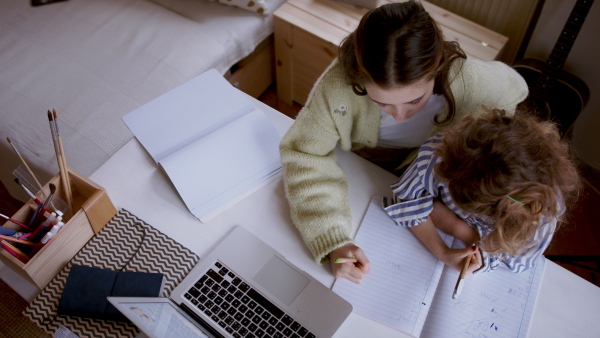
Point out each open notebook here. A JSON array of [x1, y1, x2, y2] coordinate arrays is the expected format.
[[332, 196, 545, 338], [123, 69, 282, 222]]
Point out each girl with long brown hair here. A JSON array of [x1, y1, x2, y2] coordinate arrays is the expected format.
[[280, 1, 528, 283]]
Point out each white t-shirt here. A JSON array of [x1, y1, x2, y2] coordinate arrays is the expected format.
[[377, 95, 446, 148]]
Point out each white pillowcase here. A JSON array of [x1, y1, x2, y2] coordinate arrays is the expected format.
[[208, 0, 271, 15]]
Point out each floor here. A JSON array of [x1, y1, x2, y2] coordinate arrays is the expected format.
[[258, 83, 304, 119]]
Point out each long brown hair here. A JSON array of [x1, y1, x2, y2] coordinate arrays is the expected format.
[[338, 1, 466, 125], [434, 110, 580, 255]]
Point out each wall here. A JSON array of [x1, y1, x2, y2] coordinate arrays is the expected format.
[[523, 0, 600, 170]]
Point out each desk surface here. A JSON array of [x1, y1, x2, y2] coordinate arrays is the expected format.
[[88, 97, 600, 337]]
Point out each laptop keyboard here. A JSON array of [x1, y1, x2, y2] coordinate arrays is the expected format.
[[184, 261, 317, 338]]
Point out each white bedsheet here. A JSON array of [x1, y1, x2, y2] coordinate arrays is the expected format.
[[0, 0, 284, 201]]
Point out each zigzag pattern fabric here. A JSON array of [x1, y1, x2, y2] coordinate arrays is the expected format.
[[23, 209, 200, 337]]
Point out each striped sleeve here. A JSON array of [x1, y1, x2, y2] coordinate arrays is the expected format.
[[382, 136, 443, 227], [476, 216, 556, 274]]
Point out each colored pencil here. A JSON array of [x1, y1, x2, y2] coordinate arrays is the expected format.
[[333, 257, 358, 264], [452, 254, 472, 299]]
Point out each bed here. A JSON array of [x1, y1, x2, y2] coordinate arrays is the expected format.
[[0, 0, 286, 201]]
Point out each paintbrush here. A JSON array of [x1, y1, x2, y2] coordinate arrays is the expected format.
[[48, 110, 73, 213], [52, 109, 73, 212], [0, 213, 34, 232], [6, 137, 46, 199], [42, 183, 56, 209], [14, 178, 41, 204]]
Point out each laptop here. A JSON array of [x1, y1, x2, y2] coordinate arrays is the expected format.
[[108, 226, 353, 338]]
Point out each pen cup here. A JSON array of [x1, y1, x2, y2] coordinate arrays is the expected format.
[[0, 168, 117, 289]]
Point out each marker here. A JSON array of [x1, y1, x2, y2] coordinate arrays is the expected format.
[[334, 257, 358, 264], [452, 254, 472, 300]]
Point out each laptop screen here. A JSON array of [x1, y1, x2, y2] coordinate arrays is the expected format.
[[116, 300, 213, 338]]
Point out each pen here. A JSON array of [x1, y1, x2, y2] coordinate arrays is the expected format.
[[452, 254, 472, 299], [28, 202, 44, 229], [334, 257, 358, 264]]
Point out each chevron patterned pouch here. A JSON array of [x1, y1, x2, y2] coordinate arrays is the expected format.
[[23, 209, 200, 337]]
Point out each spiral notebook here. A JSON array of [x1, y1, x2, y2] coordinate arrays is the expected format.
[[332, 196, 546, 337]]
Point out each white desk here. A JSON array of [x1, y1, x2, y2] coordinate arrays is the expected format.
[[86, 96, 600, 337], [2, 94, 598, 336]]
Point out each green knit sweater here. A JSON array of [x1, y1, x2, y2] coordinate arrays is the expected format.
[[279, 58, 528, 264]]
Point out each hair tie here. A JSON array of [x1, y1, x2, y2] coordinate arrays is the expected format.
[[507, 195, 524, 206]]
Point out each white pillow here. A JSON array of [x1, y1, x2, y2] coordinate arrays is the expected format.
[[208, 0, 271, 15]]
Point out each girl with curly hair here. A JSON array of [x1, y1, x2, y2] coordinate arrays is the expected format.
[[383, 110, 580, 273]]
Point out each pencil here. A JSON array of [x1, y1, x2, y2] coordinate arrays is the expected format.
[[0, 234, 37, 246], [452, 254, 472, 299], [333, 257, 358, 264], [0, 241, 31, 263], [6, 137, 46, 199]]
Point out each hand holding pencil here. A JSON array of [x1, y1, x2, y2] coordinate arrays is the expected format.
[[452, 244, 480, 299], [330, 244, 370, 284]]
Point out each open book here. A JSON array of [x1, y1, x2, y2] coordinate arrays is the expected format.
[[123, 69, 282, 222], [332, 196, 545, 337]]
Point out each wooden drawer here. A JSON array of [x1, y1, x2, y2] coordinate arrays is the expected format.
[[274, 0, 507, 106]]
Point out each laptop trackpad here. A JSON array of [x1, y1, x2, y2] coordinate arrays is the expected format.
[[253, 255, 310, 306]]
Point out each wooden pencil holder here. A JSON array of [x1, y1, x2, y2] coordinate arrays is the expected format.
[[0, 168, 117, 289]]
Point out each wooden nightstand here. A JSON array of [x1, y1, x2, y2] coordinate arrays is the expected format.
[[273, 0, 508, 106]]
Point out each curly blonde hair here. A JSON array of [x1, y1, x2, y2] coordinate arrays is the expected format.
[[434, 109, 580, 255]]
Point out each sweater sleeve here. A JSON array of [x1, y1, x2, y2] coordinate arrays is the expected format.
[[279, 67, 355, 264], [451, 58, 529, 117]]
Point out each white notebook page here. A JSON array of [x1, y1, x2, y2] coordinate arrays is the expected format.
[[332, 196, 453, 337], [159, 109, 281, 219], [422, 242, 545, 338], [333, 196, 546, 338], [123, 69, 254, 163]]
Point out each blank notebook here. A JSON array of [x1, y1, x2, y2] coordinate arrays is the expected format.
[[332, 196, 545, 338], [123, 69, 282, 222]]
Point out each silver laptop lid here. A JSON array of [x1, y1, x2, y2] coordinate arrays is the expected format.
[[170, 226, 353, 337]]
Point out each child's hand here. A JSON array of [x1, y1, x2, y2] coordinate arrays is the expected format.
[[329, 244, 370, 284], [443, 245, 482, 274]]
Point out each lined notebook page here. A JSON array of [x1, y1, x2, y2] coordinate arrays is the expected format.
[[422, 240, 545, 338], [332, 196, 453, 337]]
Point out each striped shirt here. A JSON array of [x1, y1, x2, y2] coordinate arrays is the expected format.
[[382, 134, 557, 273]]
